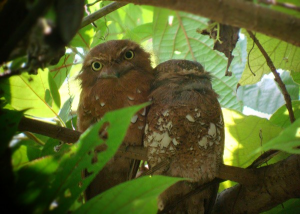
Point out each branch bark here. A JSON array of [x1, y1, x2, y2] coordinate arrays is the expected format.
[[81, 2, 128, 28], [17, 117, 300, 212], [116, 0, 300, 47], [213, 155, 300, 214]]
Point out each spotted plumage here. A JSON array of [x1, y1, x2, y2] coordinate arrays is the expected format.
[[77, 40, 154, 200], [144, 60, 224, 214]]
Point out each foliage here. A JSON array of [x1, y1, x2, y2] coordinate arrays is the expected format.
[[1, 0, 300, 213]]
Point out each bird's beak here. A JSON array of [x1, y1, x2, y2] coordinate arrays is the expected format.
[[98, 63, 132, 79], [98, 67, 119, 78]]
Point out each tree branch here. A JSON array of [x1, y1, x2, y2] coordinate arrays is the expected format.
[[213, 155, 300, 214], [17, 116, 146, 160], [116, 0, 300, 47], [18, 117, 81, 143], [80, 2, 128, 29], [17, 116, 300, 212], [247, 30, 295, 124]]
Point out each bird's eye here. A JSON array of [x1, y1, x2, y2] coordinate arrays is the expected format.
[[124, 50, 134, 60], [91, 61, 103, 71]]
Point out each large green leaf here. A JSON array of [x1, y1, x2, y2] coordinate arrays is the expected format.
[[73, 176, 183, 214], [239, 31, 300, 85], [123, 23, 153, 43], [270, 100, 300, 128], [223, 108, 283, 167], [258, 118, 300, 154], [90, 4, 152, 48], [220, 108, 283, 190], [15, 104, 147, 214], [0, 69, 60, 118], [49, 53, 76, 89], [51, 104, 149, 214], [152, 8, 244, 111], [237, 71, 299, 114], [70, 24, 95, 50]]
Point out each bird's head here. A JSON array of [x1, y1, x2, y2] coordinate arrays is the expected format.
[[77, 40, 152, 87]]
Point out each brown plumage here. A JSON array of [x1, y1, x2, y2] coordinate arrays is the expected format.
[[77, 40, 154, 200], [144, 60, 224, 214]]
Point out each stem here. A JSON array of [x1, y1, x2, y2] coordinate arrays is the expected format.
[[247, 30, 295, 124], [80, 2, 128, 29]]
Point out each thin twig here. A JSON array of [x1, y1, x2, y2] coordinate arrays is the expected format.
[[247, 35, 256, 76], [247, 30, 295, 123], [80, 2, 128, 29], [258, 0, 300, 12]]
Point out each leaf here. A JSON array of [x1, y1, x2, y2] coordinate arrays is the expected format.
[[262, 198, 300, 214], [223, 108, 283, 166], [123, 23, 153, 43], [90, 4, 152, 48], [11, 140, 43, 170], [239, 31, 300, 85], [291, 70, 300, 84], [270, 100, 300, 128], [58, 96, 74, 123], [0, 69, 60, 118], [70, 24, 95, 50], [73, 176, 183, 214], [0, 106, 24, 155], [258, 118, 300, 154], [219, 108, 283, 190], [51, 103, 149, 213], [237, 71, 299, 114], [49, 53, 76, 89], [152, 8, 244, 111], [15, 104, 148, 214]]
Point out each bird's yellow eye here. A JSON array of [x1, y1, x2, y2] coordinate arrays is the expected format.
[[124, 50, 134, 60], [91, 61, 103, 71]]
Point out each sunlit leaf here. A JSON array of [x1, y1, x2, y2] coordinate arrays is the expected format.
[[239, 31, 300, 85], [257, 118, 300, 154], [220, 108, 283, 190], [70, 24, 95, 50], [59, 97, 74, 123], [49, 53, 76, 89], [291, 70, 300, 84], [0, 69, 60, 118], [73, 176, 183, 214], [270, 100, 300, 128]]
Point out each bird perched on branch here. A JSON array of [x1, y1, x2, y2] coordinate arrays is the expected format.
[[144, 60, 224, 214], [77, 40, 154, 200]]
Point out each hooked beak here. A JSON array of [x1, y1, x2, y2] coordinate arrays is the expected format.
[[97, 63, 132, 79]]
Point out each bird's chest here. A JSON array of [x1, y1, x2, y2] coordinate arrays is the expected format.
[[80, 79, 149, 119]]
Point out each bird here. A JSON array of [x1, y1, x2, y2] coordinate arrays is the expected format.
[[76, 40, 154, 200], [144, 60, 224, 214]]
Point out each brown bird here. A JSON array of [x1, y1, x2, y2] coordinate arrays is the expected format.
[[77, 40, 154, 200], [144, 60, 224, 214]]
